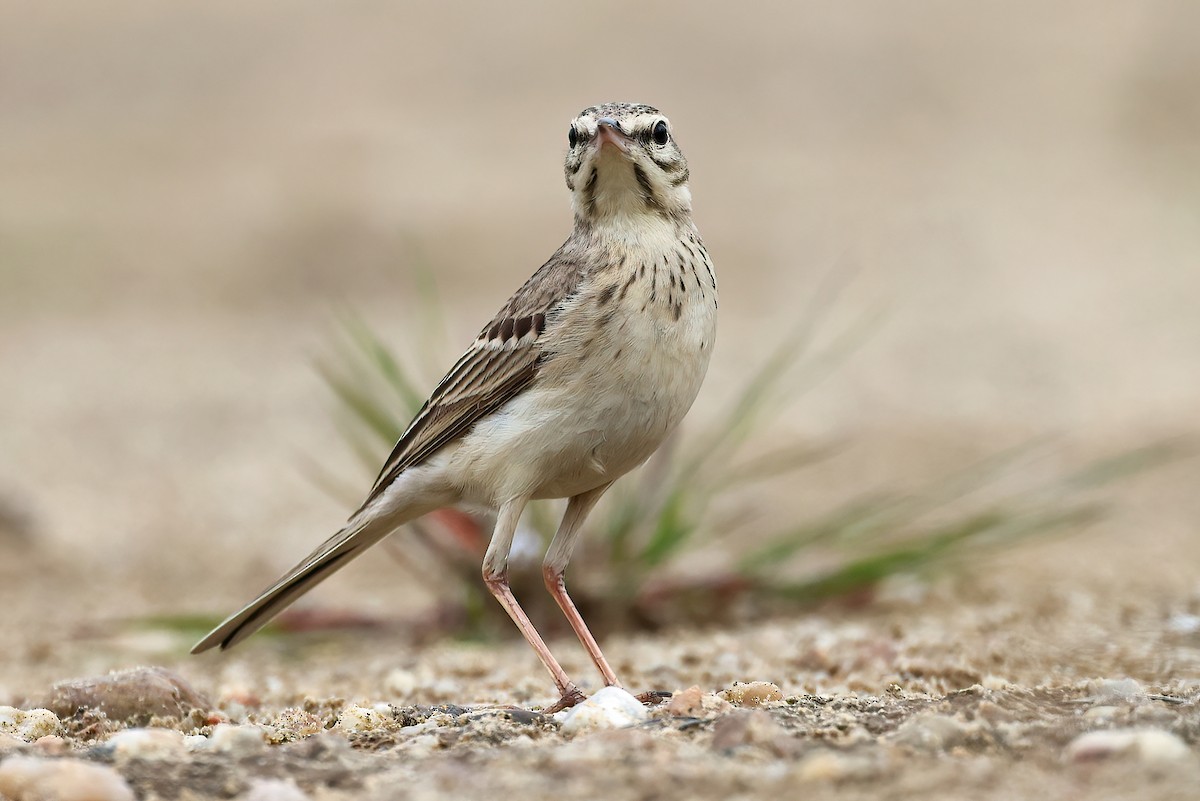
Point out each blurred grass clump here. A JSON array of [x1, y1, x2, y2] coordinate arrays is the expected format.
[[308, 273, 1186, 640]]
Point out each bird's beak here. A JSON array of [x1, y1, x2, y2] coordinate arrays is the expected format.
[[594, 118, 631, 154]]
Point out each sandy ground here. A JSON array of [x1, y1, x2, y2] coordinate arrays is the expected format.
[[2, 2, 1199, 798]]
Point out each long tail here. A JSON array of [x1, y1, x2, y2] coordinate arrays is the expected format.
[[191, 511, 401, 653]]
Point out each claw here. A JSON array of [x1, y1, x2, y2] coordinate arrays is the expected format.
[[543, 686, 588, 714]]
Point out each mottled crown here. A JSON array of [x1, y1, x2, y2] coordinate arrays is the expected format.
[[577, 102, 661, 120]]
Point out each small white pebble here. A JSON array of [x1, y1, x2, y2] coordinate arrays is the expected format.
[[0, 707, 62, 742], [108, 728, 185, 761], [183, 734, 210, 751], [1066, 728, 1190, 764], [210, 723, 268, 754], [0, 755, 135, 801], [19, 710, 62, 742], [242, 777, 312, 801], [336, 705, 389, 734], [561, 687, 649, 735]]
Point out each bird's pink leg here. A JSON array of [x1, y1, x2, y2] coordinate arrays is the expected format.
[[482, 497, 585, 711], [542, 484, 622, 687], [483, 572, 586, 710], [542, 563, 620, 686]]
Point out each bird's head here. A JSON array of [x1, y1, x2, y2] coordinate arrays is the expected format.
[[564, 103, 692, 226]]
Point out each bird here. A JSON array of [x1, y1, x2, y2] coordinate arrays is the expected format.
[[192, 102, 718, 712]]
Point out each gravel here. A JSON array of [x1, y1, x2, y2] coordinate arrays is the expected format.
[[0, 592, 1197, 801]]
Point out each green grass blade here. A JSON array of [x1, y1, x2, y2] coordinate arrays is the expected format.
[[1058, 437, 1195, 491], [638, 490, 695, 567], [737, 494, 901, 573], [766, 504, 1101, 602], [315, 357, 406, 444], [339, 310, 426, 414]]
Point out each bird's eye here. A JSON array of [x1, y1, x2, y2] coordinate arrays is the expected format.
[[568, 126, 579, 147], [652, 120, 670, 145]]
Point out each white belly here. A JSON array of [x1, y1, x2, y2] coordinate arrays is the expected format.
[[446, 277, 717, 503]]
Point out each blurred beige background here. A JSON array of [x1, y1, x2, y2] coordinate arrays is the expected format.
[[1, 0, 1198, 657]]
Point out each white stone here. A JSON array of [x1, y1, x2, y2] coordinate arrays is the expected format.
[[0, 708, 62, 742], [1066, 728, 1191, 764], [336, 704, 390, 734], [0, 755, 135, 801], [108, 727, 186, 761], [183, 734, 210, 751], [21, 709, 61, 742], [560, 687, 649, 735], [210, 723, 268, 754]]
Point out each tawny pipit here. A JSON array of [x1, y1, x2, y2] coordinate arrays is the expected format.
[[193, 102, 718, 711]]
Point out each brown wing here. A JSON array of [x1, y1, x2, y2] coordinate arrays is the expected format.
[[190, 251, 589, 654], [355, 252, 585, 513]]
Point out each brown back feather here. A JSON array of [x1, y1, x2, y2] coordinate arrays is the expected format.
[[356, 250, 586, 513]]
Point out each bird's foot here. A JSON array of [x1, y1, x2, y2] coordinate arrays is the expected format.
[[542, 687, 672, 714], [543, 686, 588, 714]]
